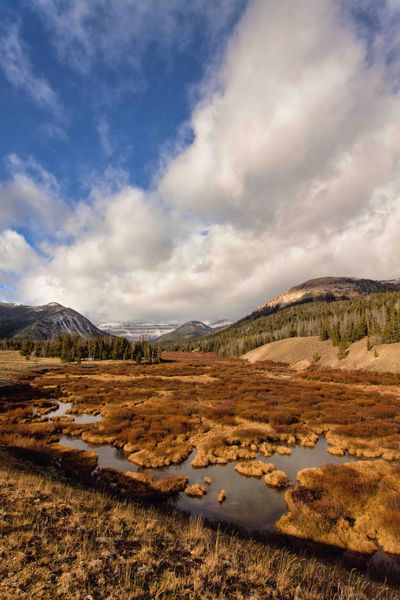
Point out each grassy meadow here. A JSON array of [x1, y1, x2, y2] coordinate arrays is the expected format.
[[0, 349, 400, 596]]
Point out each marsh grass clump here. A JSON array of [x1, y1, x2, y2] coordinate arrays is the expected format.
[[278, 461, 400, 555], [264, 469, 290, 488], [235, 460, 276, 478], [185, 483, 207, 497]]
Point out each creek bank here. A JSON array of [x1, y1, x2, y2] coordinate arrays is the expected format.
[[39, 401, 400, 572]]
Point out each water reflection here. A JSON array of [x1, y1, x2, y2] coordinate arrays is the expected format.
[[59, 435, 138, 472], [47, 401, 101, 424], [148, 438, 355, 531], [58, 434, 354, 533]]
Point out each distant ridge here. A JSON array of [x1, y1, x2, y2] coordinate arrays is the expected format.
[[255, 276, 400, 316], [163, 275, 400, 357], [96, 321, 179, 341], [156, 320, 213, 342], [0, 301, 105, 340]]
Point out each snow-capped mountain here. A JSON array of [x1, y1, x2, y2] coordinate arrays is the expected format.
[[96, 321, 180, 341], [0, 302, 105, 339], [96, 318, 232, 341]]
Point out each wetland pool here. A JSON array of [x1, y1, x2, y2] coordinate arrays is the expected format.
[[57, 426, 354, 532], [53, 400, 399, 579]]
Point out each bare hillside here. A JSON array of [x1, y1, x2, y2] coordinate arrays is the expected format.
[[242, 336, 400, 373]]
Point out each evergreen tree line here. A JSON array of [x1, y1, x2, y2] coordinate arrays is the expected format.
[[160, 291, 400, 357], [0, 335, 161, 364]]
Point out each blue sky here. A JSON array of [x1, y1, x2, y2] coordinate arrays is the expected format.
[[0, 0, 244, 199], [1, 1, 400, 322]]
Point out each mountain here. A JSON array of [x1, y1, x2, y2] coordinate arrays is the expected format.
[[96, 319, 232, 340], [0, 302, 105, 340], [96, 321, 179, 341], [156, 320, 213, 342], [208, 319, 233, 329], [255, 276, 400, 316], [161, 275, 400, 356]]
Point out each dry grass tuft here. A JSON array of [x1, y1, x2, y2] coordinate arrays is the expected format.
[[277, 461, 400, 555]]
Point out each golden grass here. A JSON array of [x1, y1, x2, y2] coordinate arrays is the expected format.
[[1, 350, 400, 556], [0, 448, 396, 600], [264, 469, 290, 488], [0, 350, 59, 381], [277, 461, 400, 554], [235, 460, 276, 477]]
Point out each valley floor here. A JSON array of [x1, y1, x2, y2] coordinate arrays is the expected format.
[[1, 350, 400, 597], [0, 350, 60, 386], [0, 447, 397, 600]]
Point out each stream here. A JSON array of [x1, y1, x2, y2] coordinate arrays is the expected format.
[[47, 401, 400, 581], [49, 401, 352, 532]]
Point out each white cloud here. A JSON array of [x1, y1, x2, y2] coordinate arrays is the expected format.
[[0, 22, 61, 115], [0, 230, 39, 273], [0, 155, 69, 236], [6, 0, 400, 322], [160, 1, 400, 230], [40, 123, 68, 141]]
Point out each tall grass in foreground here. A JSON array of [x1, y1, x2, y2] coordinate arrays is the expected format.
[[0, 449, 397, 599]]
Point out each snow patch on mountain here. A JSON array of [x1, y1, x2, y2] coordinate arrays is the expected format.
[[96, 321, 180, 341]]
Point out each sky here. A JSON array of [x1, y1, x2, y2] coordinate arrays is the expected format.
[[1, 0, 400, 323]]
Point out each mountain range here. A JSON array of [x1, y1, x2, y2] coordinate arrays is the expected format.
[[0, 302, 104, 340], [1, 276, 399, 342], [179, 276, 400, 357], [0, 300, 232, 342], [95, 319, 232, 341]]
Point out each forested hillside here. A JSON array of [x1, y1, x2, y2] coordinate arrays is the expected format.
[[160, 292, 400, 357]]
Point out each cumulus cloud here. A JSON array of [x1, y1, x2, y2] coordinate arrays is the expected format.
[[0, 230, 39, 274], [5, 0, 400, 321], [0, 155, 69, 235], [161, 0, 400, 230], [0, 22, 61, 115]]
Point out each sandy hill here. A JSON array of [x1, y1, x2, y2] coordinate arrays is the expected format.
[[242, 336, 400, 373]]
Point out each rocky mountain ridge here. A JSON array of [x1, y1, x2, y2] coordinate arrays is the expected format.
[[256, 276, 400, 316], [0, 302, 105, 340], [156, 321, 212, 342]]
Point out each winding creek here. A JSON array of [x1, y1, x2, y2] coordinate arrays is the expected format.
[[46, 400, 400, 580], [49, 400, 353, 531]]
